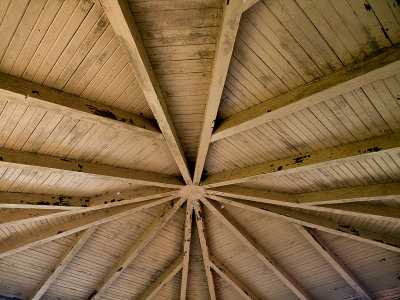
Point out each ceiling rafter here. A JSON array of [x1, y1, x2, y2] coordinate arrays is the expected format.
[[209, 255, 259, 300], [202, 132, 400, 187], [211, 44, 400, 142], [205, 184, 400, 222], [99, 0, 192, 184], [193, 199, 217, 300], [209, 194, 400, 252], [31, 226, 97, 300], [0, 195, 177, 258], [201, 197, 311, 300], [295, 225, 373, 300], [193, 0, 246, 184], [181, 199, 194, 300], [0, 72, 162, 140], [0, 147, 184, 188], [89, 197, 186, 299], [136, 255, 184, 300]]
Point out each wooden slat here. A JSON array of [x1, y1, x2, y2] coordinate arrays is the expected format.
[[206, 184, 400, 222], [201, 197, 311, 300], [136, 255, 184, 300], [208, 195, 400, 252], [193, 0, 245, 184], [0, 196, 176, 258], [181, 199, 193, 300], [203, 132, 400, 187], [0, 72, 161, 140], [211, 44, 400, 142], [193, 199, 216, 300], [209, 255, 259, 300], [0, 148, 184, 188], [99, 0, 192, 184], [31, 227, 97, 300], [295, 225, 373, 300], [90, 197, 186, 299]]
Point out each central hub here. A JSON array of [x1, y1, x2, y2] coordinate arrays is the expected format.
[[179, 185, 205, 200]]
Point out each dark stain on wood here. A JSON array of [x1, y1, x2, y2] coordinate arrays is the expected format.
[[364, 3, 372, 10], [117, 267, 123, 272], [31, 90, 40, 96], [337, 224, 360, 236], [87, 290, 97, 300], [87, 104, 117, 120], [36, 201, 50, 205], [57, 231, 63, 234]]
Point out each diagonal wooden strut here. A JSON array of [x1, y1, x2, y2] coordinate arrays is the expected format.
[[90, 197, 186, 299], [193, 0, 246, 184], [209, 195, 400, 252], [181, 199, 194, 300], [201, 197, 311, 300], [193, 199, 217, 300], [295, 225, 373, 300], [202, 132, 400, 187], [99, 0, 192, 184], [211, 44, 400, 142], [31, 227, 97, 300], [0, 196, 177, 258]]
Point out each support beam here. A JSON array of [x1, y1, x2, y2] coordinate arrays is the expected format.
[[0, 148, 184, 188], [181, 200, 194, 300], [206, 184, 400, 223], [31, 227, 97, 300], [202, 132, 400, 187], [0, 196, 176, 258], [193, 0, 245, 184], [99, 0, 192, 184], [201, 197, 311, 300], [193, 199, 216, 300], [211, 44, 400, 142], [90, 197, 186, 299], [208, 195, 400, 252], [295, 225, 373, 300], [0, 72, 161, 140], [209, 255, 259, 300], [136, 255, 183, 300]]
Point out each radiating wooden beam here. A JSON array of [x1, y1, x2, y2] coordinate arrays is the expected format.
[[209, 255, 259, 300], [0, 148, 184, 188], [0, 196, 176, 258], [31, 227, 97, 300], [193, 199, 216, 300], [181, 199, 194, 300], [208, 195, 400, 252], [295, 225, 373, 300], [99, 0, 192, 184], [193, 0, 245, 184], [211, 44, 400, 142], [90, 197, 186, 299], [201, 197, 311, 300], [206, 184, 400, 222], [136, 255, 184, 300], [203, 132, 400, 187], [0, 72, 161, 140]]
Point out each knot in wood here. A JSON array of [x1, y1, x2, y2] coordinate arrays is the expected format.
[[179, 186, 204, 200]]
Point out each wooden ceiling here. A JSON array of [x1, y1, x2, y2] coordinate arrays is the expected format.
[[0, 0, 399, 299]]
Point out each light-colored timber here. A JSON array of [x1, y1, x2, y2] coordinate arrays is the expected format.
[[181, 199, 194, 300]]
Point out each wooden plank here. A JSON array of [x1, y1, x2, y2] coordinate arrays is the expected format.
[[202, 132, 400, 187], [31, 227, 97, 300], [243, 0, 260, 12], [209, 255, 259, 300], [211, 44, 400, 142], [295, 225, 373, 300], [181, 199, 194, 300], [90, 197, 186, 299], [0, 148, 184, 188], [208, 195, 400, 252], [99, 0, 192, 184], [193, 0, 245, 184], [206, 184, 400, 222], [201, 197, 311, 300], [136, 255, 183, 300], [0, 196, 176, 258], [0, 72, 161, 140], [193, 199, 216, 300]]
